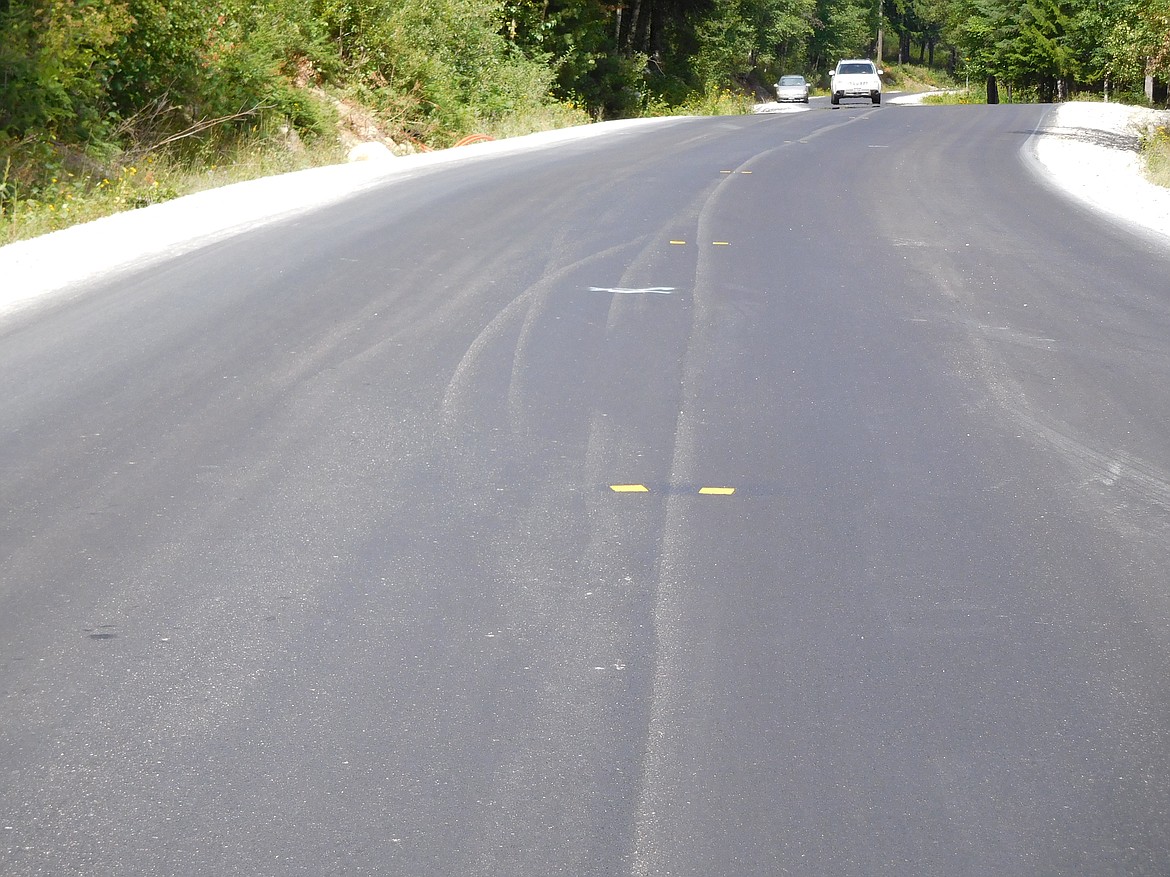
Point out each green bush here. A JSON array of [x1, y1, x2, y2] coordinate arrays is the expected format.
[[1, 0, 134, 143]]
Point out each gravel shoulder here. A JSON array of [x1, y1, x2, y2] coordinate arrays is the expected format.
[[1, 102, 1166, 320], [1031, 101, 1170, 243]]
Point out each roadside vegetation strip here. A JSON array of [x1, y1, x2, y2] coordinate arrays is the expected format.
[[917, 89, 980, 104], [0, 140, 350, 246], [1143, 123, 1170, 189]]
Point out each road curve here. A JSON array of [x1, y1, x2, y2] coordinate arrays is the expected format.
[[3, 104, 1170, 876]]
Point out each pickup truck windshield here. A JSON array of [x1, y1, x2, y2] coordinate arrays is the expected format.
[[839, 63, 874, 74]]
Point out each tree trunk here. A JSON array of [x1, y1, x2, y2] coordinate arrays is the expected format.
[[650, 0, 665, 61], [987, 75, 999, 104], [616, 4, 637, 50], [632, 0, 651, 52]]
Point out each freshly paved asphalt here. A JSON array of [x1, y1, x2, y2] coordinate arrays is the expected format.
[[3, 103, 1170, 875]]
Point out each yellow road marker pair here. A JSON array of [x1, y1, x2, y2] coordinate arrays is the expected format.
[[719, 170, 753, 175], [609, 485, 736, 496], [669, 240, 731, 245]]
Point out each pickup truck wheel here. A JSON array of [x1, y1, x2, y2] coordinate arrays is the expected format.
[[830, 94, 839, 106], [872, 94, 881, 105]]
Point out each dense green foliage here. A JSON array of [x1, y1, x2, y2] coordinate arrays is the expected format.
[[2, 0, 1168, 232], [950, 0, 1170, 101]]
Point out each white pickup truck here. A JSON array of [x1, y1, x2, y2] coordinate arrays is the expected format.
[[829, 59, 883, 106]]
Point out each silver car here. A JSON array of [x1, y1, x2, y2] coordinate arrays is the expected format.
[[775, 75, 810, 103]]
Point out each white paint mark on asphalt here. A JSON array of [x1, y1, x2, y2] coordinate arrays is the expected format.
[[752, 103, 812, 115], [588, 286, 676, 295]]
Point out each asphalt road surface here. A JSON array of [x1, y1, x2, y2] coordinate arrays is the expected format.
[[4, 103, 1170, 876]]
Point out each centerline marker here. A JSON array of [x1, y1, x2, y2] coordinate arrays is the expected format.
[[608, 484, 739, 496]]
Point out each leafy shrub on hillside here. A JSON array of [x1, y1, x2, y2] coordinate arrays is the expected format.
[[313, 0, 557, 143], [0, 0, 133, 143]]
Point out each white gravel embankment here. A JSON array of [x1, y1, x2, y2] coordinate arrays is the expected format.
[[0, 102, 1166, 319], [1031, 101, 1170, 242]]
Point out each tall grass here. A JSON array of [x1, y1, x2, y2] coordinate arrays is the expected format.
[[1143, 123, 1170, 189], [644, 85, 755, 117], [473, 100, 591, 140], [921, 86, 988, 105], [883, 63, 960, 93], [1, 134, 347, 246]]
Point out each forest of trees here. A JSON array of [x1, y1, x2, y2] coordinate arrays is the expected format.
[[2, 0, 1169, 214], [949, 0, 1170, 103]]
